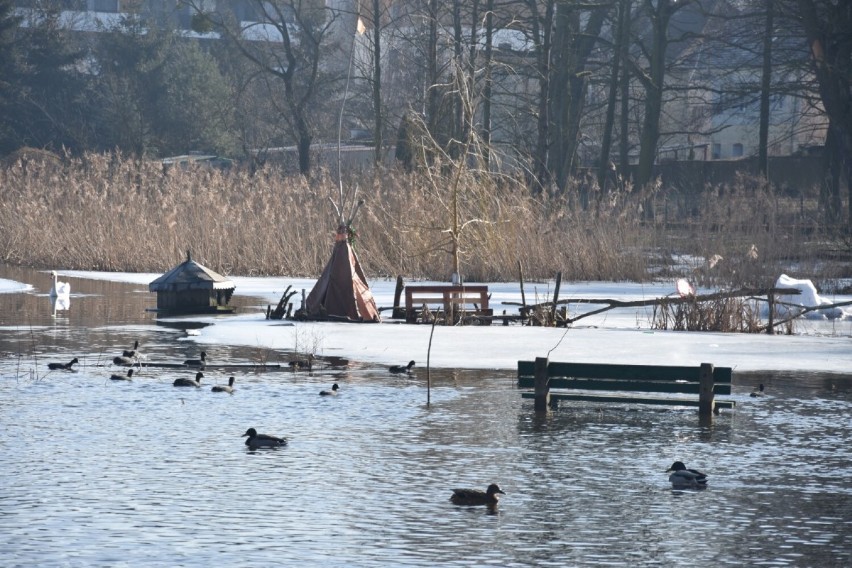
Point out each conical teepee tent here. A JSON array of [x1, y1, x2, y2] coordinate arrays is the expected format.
[[305, 225, 380, 322]]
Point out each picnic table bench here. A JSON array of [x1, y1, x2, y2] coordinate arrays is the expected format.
[[518, 358, 735, 416], [405, 285, 492, 325]]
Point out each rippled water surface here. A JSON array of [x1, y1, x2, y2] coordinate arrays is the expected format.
[[1, 266, 850, 566]]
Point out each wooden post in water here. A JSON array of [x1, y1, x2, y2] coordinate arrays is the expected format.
[[698, 362, 715, 418], [766, 290, 775, 335], [551, 271, 562, 324], [392, 275, 405, 319], [518, 260, 527, 321], [534, 357, 550, 412]]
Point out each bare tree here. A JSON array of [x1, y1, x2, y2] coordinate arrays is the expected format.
[[549, 1, 607, 196], [187, 1, 341, 175], [598, 0, 631, 192], [633, 0, 690, 190], [757, 0, 774, 177], [795, 0, 852, 229]]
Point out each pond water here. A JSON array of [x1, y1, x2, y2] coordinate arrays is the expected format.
[[1, 266, 850, 567]]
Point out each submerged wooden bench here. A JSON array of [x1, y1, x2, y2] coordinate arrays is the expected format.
[[405, 285, 492, 324], [518, 358, 735, 416]]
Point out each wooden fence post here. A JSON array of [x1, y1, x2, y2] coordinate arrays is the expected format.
[[392, 275, 405, 319], [767, 291, 775, 335], [534, 357, 550, 412], [698, 362, 715, 418], [551, 271, 562, 324]]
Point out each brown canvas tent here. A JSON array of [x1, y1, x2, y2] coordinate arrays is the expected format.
[[305, 226, 380, 322]]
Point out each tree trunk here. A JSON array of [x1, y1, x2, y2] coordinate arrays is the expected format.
[[618, 0, 633, 179], [599, 0, 629, 192], [758, 0, 774, 178], [372, 0, 383, 165], [427, 0, 439, 135], [636, 0, 673, 191], [553, 6, 606, 199], [452, 0, 463, 157], [297, 122, 312, 175], [619, 0, 632, 177], [797, 0, 852, 231], [482, 0, 494, 166], [529, 0, 554, 194]]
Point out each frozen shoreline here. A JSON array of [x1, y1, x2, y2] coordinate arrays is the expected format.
[[6, 270, 852, 374]]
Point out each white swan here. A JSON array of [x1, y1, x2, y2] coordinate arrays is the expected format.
[[50, 271, 70, 298]]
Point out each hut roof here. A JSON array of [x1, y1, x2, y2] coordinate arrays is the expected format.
[[149, 251, 235, 292]]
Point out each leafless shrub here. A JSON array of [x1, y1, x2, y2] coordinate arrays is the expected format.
[[652, 297, 763, 332]]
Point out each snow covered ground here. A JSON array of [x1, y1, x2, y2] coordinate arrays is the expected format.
[[4, 271, 851, 374]]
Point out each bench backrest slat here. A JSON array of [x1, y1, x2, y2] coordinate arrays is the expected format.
[[517, 375, 731, 395], [518, 361, 732, 383], [517, 360, 733, 399]]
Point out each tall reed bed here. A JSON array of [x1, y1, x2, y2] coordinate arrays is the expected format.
[[0, 151, 841, 284], [0, 152, 651, 281]]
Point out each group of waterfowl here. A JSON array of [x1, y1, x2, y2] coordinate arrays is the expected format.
[[448, 461, 707, 506], [44, 337, 716, 503], [171, 372, 235, 392]]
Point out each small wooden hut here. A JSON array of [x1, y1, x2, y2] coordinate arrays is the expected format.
[[149, 251, 235, 314]]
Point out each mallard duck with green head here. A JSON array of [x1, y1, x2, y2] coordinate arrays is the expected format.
[[666, 461, 708, 489]]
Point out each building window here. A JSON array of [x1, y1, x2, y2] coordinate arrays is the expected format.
[[732, 143, 744, 157], [712, 143, 721, 160]]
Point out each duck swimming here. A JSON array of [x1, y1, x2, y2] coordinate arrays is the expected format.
[[174, 371, 204, 387], [450, 483, 506, 506], [184, 352, 207, 367], [319, 383, 339, 396], [389, 360, 415, 374], [212, 376, 235, 393], [666, 461, 708, 489], [110, 369, 134, 381], [48, 357, 79, 371], [242, 427, 287, 450], [113, 355, 136, 366], [750, 383, 765, 397]]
